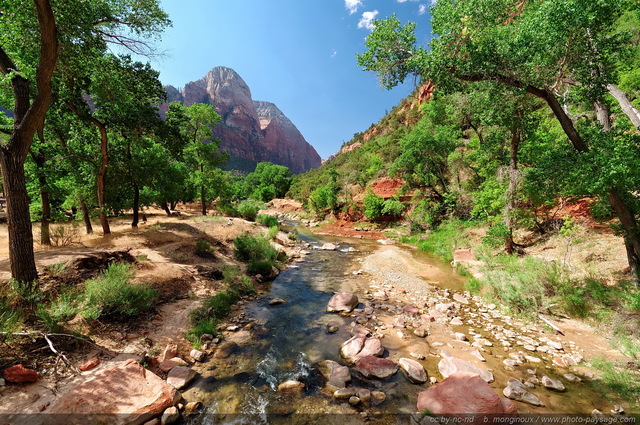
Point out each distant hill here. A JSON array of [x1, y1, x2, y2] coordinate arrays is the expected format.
[[163, 66, 321, 174]]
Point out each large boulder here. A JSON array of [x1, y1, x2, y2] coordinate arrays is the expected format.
[[166, 366, 197, 390], [316, 360, 351, 390], [327, 292, 359, 314], [417, 372, 518, 420], [355, 356, 398, 380], [399, 358, 428, 384], [47, 359, 180, 425], [438, 355, 494, 383]]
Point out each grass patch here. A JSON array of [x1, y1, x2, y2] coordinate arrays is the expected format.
[[257, 214, 279, 227], [195, 239, 213, 257], [186, 273, 256, 345], [80, 263, 158, 321], [267, 226, 279, 240], [589, 357, 640, 408], [45, 262, 69, 277], [416, 219, 474, 263]]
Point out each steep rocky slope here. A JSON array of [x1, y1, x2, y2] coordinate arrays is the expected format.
[[164, 67, 321, 173]]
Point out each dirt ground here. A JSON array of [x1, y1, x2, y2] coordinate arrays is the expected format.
[[0, 206, 293, 414]]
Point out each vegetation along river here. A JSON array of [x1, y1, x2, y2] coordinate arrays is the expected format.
[[182, 226, 626, 424]]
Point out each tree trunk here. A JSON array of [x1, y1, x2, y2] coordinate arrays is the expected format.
[[161, 201, 171, 216], [607, 84, 640, 130], [0, 0, 58, 283], [504, 120, 521, 254], [79, 198, 93, 234], [132, 183, 139, 228], [0, 152, 38, 282], [170, 201, 177, 210], [95, 122, 110, 234], [40, 186, 51, 245], [200, 163, 207, 215], [31, 148, 51, 245], [594, 101, 611, 132]]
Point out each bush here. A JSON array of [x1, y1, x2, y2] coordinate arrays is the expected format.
[[257, 214, 279, 227], [382, 198, 405, 217], [195, 239, 213, 257], [233, 234, 278, 263], [247, 259, 275, 276], [81, 263, 158, 320], [237, 200, 262, 221], [267, 226, 279, 240], [363, 192, 385, 220]]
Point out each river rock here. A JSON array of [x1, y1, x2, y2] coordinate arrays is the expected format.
[[503, 377, 544, 406], [161, 406, 179, 424], [158, 344, 178, 363], [214, 341, 238, 358], [166, 366, 197, 390], [159, 357, 187, 373], [413, 328, 428, 338], [403, 304, 420, 315], [3, 364, 40, 383], [399, 358, 427, 384], [358, 388, 371, 405], [316, 360, 351, 390], [438, 356, 494, 383], [190, 349, 205, 362], [450, 317, 464, 326], [417, 372, 518, 417], [371, 390, 386, 406], [278, 380, 305, 392], [320, 243, 337, 250], [563, 373, 581, 383], [333, 387, 356, 399], [453, 293, 469, 304], [348, 396, 360, 406], [355, 356, 398, 379], [47, 359, 180, 424], [269, 298, 286, 306], [327, 292, 359, 314], [350, 324, 370, 337], [470, 350, 486, 362], [340, 336, 383, 363], [541, 375, 565, 391], [327, 322, 339, 333]]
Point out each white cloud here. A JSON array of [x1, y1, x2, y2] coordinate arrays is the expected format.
[[357, 10, 379, 31], [331, 49, 338, 58], [418, 4, 427, 14], [397, 0, 419, 2], [345, 0, 362, 15]]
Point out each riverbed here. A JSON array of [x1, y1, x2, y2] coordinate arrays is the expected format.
[[182, 229, 629, 424]]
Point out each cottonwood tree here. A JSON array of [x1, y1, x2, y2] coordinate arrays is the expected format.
[[358, 0, 640, 283]]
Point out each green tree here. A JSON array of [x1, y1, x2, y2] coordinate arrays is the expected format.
[[358, 0, 640, 283], [243, 162, 293, 201], [180, 103, 228, 215]]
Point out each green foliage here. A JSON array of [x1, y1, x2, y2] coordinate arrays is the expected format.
[[237, 199, 262, 221], [267, 226, 279, 241], [233, 233, 281, 276], [482, 221, 510, 248], [382, 198, 405, 217], [241, 162, 293, 202], [363, 192, 385, 220], [589, 357, 640, 407], [0, 299, 23, 334], [81, 263, 158, 321], [257, 214, 279, 227], [416, 219, 473, 263], [195, 239, 213, 257]]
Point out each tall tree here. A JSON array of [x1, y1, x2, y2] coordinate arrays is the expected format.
[[0, 0, 58, 282], [358, 0, 640, 283]]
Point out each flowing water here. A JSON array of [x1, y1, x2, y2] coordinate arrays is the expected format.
[[183, 228, 628, 424]]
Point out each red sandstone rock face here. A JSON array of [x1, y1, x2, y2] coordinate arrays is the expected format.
[[164, 67, 321, 173]]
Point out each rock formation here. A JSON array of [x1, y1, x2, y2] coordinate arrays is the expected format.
[[164, 66, 321, 173]]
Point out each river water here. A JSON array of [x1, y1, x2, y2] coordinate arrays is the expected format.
[[183, 229, 626, 424]]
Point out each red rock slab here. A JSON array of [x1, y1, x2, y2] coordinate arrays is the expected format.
[[417, 372, 517, 422], [327, 292, 359, 313], [45, 359, 179, 425], [78, 357, 100, 372], [3, 364, 40, 383], [355, 356, 398, 380]]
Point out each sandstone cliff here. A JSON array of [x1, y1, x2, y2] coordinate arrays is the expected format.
[[164, 67, 321, 173]]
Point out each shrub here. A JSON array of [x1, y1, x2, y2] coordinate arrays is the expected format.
[[81, 263, 158, 320], [267, 226, 279, 240], [363, 192, 385, 220], [257, 214, 279, 227], [185, 317, 219, 342], [248, 259, 275, 276], [233, 234, 278, 263], [237, 200, 262, 221], [195, 239, 213, 257], [382, 198, 405, 217], [45, 262, 69, 277]]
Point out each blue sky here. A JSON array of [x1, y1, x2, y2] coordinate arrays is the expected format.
[[148, 0, 433, 159]]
